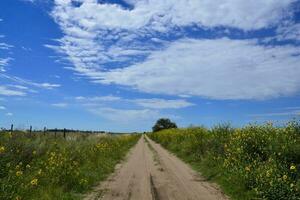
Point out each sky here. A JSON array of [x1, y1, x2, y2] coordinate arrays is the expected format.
[[0, 0, 300, 132]]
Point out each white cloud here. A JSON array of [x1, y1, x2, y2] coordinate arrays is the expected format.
[[0, 27, 59, 91], [52, 75, 61, 79], [5, 112, 13, 117], [8, 85, 29, 90], [0, 43, 13, 72], [21, 0, 34, 2], [0, 22, 60, 94], [0, 106, 6, 110], [75, 95, 121, 102], [0, 58, 11, 72], [52, 0, 294, 31], [46, 0, 300, 101], [70, 95, 187, 123], [75, 95, 194, 109], [277, 23, 300, 41], [249, 110, 300, 117], [0, 43, 13, 50], [51, 103, 68, 108], [38, 83, 61, 89], [0, 74, 60, 97], [178, 94, 192, 98], [0, 86, 26, 96], [97, 38, 300, 100], [284, 106, 300, 110], [0, 32, 13, 72], [0, 74, 61, 90], [133, 98, 194, 109], [88, 107, 161, 123]]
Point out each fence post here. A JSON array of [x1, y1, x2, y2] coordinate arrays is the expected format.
[[43, 127, 46, 136], [29, 125, 32, 136], [10, 124, 13, 133], [63, 128, 66, 139]]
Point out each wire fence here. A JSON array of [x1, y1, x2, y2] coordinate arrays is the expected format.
[[1, 124, 113, 139]]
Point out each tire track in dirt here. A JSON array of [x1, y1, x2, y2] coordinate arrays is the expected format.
[[84, 135, 228, 200]]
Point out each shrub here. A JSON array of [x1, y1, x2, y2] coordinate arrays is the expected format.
[[152, 118, 177, 132]]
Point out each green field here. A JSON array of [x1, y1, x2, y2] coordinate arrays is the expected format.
[[0, 131, 140, 200], [148, 122, 300, 200]]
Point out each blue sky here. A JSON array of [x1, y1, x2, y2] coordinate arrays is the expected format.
[[0, 0, 300, 132]]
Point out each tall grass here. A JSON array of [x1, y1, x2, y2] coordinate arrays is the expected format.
[[0, 132, 140, 200], [148, 122, 300, 200]]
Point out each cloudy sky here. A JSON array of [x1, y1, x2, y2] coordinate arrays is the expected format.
[[0, 0, 300, 132]]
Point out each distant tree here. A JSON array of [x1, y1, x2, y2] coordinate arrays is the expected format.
[[152, 118, 177, 132]]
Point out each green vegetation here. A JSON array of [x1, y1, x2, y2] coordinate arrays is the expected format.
[[148, 122, 300, 200], [0, 131, 140, 200]]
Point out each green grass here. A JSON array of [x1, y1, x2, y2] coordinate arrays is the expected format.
[[148, 122, 300, 200], [0, 132, 140, 200]]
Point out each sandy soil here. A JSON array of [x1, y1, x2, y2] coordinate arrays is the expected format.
[[84, 135, 228, 200]]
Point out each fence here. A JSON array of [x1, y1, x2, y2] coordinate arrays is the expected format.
[[2, 124, 108, 139]]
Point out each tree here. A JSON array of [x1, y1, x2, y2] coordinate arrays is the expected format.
[[152, 118, 177, 132]]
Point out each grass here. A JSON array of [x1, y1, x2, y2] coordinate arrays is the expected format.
[[0, 131, 140, 200], [148, 121, 300, 200]]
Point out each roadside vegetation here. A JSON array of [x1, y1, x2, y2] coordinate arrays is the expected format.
[[148, 121, 300, 200], [0, 131, 140, 200]]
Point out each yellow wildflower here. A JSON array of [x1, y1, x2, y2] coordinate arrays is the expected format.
[[16, 171, 23, 177], [0, 146, 5, 153], [290, 165, 296, 170], [30, 178, 38, 186], [245, 166, 251, 172], [283, 175, 287, 181], [80, 179, 88, 185]]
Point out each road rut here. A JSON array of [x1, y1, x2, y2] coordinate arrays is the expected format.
[[84, 135, 228, 200]]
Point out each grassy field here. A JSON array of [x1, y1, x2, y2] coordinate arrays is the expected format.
[[148, 121, 300, 200], [0, 131, 140, 200]]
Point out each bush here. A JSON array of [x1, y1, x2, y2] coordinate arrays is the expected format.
[[152, 118, 177, 132]]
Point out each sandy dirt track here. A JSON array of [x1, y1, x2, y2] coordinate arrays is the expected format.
[[84, 135, 228, 200]]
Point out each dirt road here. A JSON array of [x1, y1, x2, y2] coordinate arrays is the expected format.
[[84, 135, 228, 200]]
